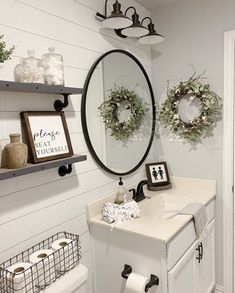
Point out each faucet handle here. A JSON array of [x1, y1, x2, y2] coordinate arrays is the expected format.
[[129, 188, 136, 200]]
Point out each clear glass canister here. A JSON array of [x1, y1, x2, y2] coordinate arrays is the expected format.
[[19, 50, 45, 83], [41, 47, 64, 86]]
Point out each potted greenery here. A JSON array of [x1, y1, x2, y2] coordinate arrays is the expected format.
[[0, 35, 15, 63]]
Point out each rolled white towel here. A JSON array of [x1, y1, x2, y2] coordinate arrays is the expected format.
[[101, 201, 140, 224]]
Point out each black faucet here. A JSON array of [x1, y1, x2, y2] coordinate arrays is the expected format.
[[129, 180, 150, 202]]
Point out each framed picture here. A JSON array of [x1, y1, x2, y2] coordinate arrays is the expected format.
[[21, 111, 73, 163], [146, 162, 170, 186]]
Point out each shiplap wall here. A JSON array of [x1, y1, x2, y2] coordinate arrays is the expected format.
[[0, 1, 153, 292]]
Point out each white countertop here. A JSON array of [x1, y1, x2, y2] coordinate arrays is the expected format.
[[86, 176, 216, 243]]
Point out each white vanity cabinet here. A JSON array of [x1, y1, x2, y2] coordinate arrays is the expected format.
[[87, 177, 216, 293], [197, 220, 215, 293], [168, 220, 215, 293], [168, 240, 198, 293]]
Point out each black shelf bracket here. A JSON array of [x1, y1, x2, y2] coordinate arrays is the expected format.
[[54, 93, 70, 111], [58, 164, 73, 177]]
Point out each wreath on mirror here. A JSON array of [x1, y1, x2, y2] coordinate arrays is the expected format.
[[159, 73, 222, 142], [98, 87, 147, 141]]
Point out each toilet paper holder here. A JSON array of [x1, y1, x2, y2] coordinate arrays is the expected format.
[[121, 264, 159, 292]]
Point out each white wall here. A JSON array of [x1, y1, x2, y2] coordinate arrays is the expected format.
[[152, 0, 235, 287], [0, 1, 153, 292]]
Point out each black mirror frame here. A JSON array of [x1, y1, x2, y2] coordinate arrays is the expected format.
[[81, 49, 156, 176]]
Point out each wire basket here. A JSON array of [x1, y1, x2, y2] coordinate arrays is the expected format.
[[0, 232, 81, 293]]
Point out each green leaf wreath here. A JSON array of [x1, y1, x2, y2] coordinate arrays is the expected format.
[[99, 87, 147, 141], [159, 73, 222, 142], [0, 35, 15, 63]]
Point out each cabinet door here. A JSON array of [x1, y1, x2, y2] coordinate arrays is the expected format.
[[197, 220, 215, 293], [168, 241, 198, 293]]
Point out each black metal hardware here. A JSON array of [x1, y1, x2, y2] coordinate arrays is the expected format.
[[121, 264, 132, 279], [58, 164, 73, 177], [96, 0, 125, 20], [196, 242, 204, 263], [196, 244, 201, 263], [132, 180, 150, 202], [54, 93, 70, 111], [141, 17, 164, 40], [145, 274, 159, 292], [129, 188, 136, 198], [121, 265, 159, 292], [199, 242, 203, 260]]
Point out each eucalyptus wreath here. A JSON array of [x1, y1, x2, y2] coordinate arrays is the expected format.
[[99, 87, 147, 141], [159, 73, 222, 142]]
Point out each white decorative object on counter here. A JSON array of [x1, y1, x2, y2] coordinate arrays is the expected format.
[[102, 200, 140, 224], [42, 47, 64, 86], [14, 50, 45, 83]]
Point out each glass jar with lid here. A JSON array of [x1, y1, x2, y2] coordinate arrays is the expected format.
[[41, 47, 64, 86], [14, 50, 44, 83]]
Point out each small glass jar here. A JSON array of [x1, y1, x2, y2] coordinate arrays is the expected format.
[[14, 51, 44, 83], [14, 59, 27, 82], [41, 47, 64, 86]]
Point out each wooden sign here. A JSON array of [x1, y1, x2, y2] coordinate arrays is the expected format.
[[146, 162, 170, 186], [21, 111, 73, 163]]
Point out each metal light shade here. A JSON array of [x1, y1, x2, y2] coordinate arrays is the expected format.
[[139, 33, 165, 45], [139, 22, 164, 45], [121, 11, 149, 38], [102, 16, 132, 29], [102, 1, 132, 29]]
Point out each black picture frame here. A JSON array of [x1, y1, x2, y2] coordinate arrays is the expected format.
[[21, 111, 73, 163], [146, 162, 170, 186]]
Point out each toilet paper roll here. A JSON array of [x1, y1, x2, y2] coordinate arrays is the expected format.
[[51, 238, 75, 272], [29, 249, 55, 287], [4, 262, 33, 293], [124, 272, 149, 293]]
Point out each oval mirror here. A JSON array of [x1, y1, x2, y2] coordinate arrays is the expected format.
[[81, 50, 156, 175]]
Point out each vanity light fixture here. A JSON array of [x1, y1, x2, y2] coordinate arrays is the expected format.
[[139, 17, 165, 45], [96, 1, 165, 45], [96, 0, 132, 29], [118, 7, 149, 38]]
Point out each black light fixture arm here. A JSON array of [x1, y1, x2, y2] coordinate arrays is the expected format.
[[115, 6, 140, 39], [141, 17, 156, 33], [141, 16, 153, 26], [124, 6, 136, 16], [96, 0, 121, 19], [96, 0, 108, 19]]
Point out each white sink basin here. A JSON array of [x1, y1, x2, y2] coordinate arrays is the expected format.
[[139, 193, 193, 219]]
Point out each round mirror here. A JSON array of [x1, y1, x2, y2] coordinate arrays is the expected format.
[[81, 50, 156, 175]]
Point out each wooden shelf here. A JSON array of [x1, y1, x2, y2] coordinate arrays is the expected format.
[[0, 154, 87, 180], [0, 80, 85, 179], [0, 80, 82, 95]]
